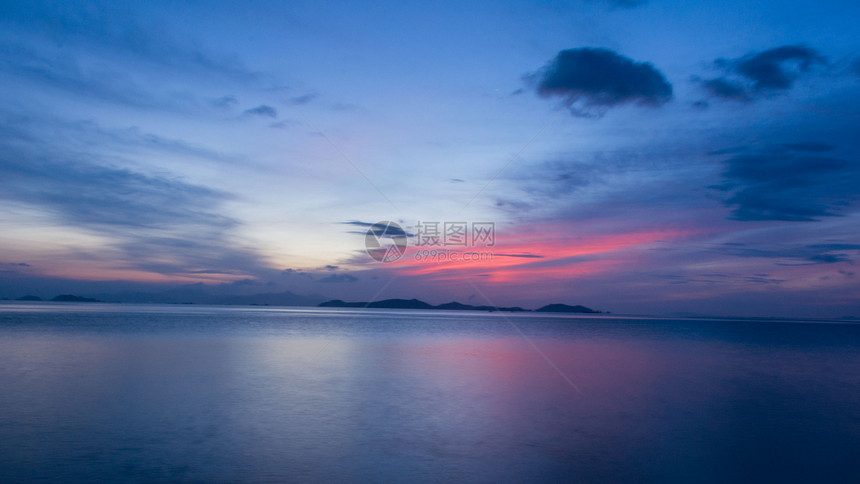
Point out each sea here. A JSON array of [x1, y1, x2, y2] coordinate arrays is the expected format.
[[1, 302, 858, 483]]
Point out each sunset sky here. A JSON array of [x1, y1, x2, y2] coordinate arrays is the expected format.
[[2, 0, 859, 317]]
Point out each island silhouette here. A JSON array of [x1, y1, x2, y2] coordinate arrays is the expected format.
[[319, 298, 599, 313]]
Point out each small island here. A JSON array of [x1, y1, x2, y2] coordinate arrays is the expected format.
[[51, 294, 102, 303], [535, 303, 599, 313]]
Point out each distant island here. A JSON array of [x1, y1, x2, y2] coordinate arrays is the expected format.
[[535, 303, 598, 313], [319, 298, 599, 313], [51, 294, 102, 303], [6, 294, 600, 313]]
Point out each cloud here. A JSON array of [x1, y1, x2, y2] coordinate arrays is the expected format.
[[290, 93, 318, 105], [528, 48, 672, 114], [0, 44, 175, 110], [341, 220, 411, 238], [95, 125, 241, 164], [319, 274, 359, 283], [713, 243, 859, 265], [0, 1, 257, 82], [0, 262, 32, 272], [4, 112, 241, 167], [0, 111, 268, 277], [494, 253, 545, 258], [713, 147, 860, 221], [0, 3, 266, 117], [699, 77, 751, 102], [210, 95, 238, 109], [1, 153, 234, 230], [734, 46, 824, 90], [243, 105, 278, 118], [282, 268, 313, 278], [697, 45, 825, 102]]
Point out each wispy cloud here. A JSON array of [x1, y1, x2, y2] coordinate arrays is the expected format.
[[712, 242, 860, 265], [0, 1, 258, 81], [341, 221, 412, 238], [243, 105, 278, 118], [319, 273, 359, 283], [712, 143, 860, 221], [0, 110, 268, 278]]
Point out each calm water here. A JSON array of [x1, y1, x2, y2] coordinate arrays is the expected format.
[[1, 303, 858, 483]]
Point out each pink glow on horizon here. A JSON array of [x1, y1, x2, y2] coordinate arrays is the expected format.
[[387, 226, 690, 284]]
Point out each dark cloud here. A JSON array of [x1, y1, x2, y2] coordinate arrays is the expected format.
[[698, 45, 825, 102], [528, 48, 672, 114], [243, 105, 278, 118], [319, 274, 359, 283], [734, 46, 824, 90], [341, 221, 412, 238], [713, 147, 859, 221]]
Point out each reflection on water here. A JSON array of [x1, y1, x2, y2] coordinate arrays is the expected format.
[[1, 304, 858, 482]]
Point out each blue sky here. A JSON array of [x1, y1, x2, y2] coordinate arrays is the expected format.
[[1, 0, 859, 317]]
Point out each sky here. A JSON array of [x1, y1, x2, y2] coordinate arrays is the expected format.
[[1, 0, 859, 317]]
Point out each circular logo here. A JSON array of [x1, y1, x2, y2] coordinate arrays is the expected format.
[[365, 221, 407, 262]]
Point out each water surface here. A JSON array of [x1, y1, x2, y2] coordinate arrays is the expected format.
[[1, 303, 858, 482]]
